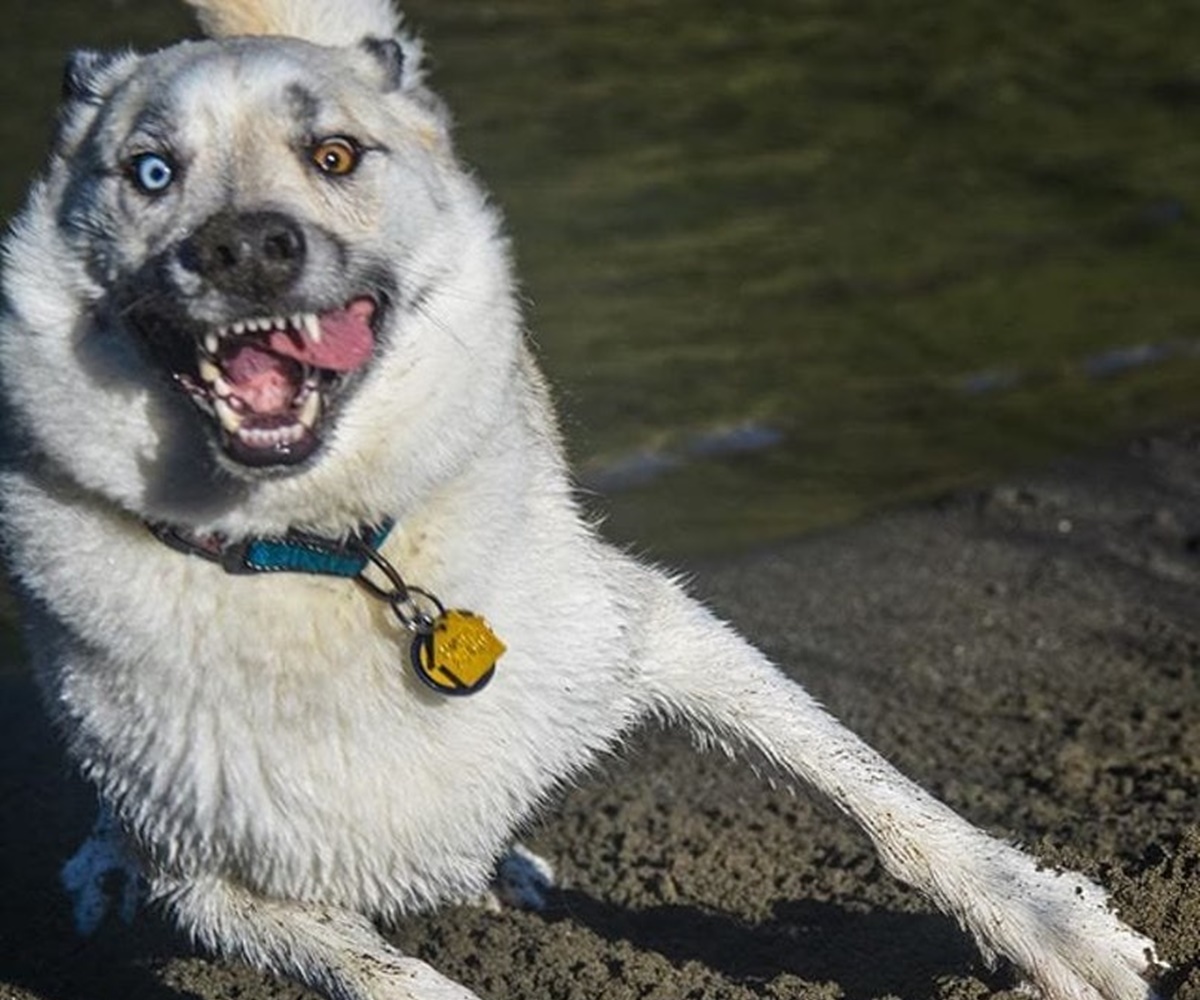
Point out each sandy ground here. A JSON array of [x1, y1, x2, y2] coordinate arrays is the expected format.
[[2, 430, 1199, 1000]]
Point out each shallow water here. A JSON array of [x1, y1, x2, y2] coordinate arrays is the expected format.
[[4, 0, 1200, 556]]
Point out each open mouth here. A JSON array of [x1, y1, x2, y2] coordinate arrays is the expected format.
[[174, 296, 378, 467]]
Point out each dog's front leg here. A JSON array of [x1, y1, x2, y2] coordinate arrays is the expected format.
[[632, 568, 1161, 1000], [61, 803, 142, 935], [152, 872, 481, 1000]]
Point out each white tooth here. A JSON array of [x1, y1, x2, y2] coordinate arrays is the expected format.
[[290, 313, 303, 331], [232, 320, 247, 335], [272, 315, 288, 330], [212, 374, 233, 398], [213, 397, 243, 433], [205, 332, 219, 354], [241, 425, 299, 448], [302, 313, 322, 344], [198, 358, 220, 383], [298, 389, 321, 428]]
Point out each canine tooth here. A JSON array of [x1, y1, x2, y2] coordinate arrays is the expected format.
[[205, 332, 219, 354], [302, 313, 322, 343], [213, 397, 243, 433], [198, 358, 220, 384], [298, 390, 321, 428]]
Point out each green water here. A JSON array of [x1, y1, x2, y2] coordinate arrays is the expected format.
[[3, 1, 1200, 556]]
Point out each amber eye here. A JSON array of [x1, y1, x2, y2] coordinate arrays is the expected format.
[[310, 136, 362, 177]]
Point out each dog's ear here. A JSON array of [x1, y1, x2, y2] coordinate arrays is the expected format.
[[61, 49, 137, 104], [54, 49, 141, 156], [356, 34, 451, 140], [358, 35, 425, 94]]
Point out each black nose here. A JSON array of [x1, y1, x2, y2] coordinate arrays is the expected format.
[[179, 211, 306, 300]]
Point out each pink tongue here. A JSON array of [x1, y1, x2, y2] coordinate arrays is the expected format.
[[223, 345, 299, 414], [266, 298, 375, 372]]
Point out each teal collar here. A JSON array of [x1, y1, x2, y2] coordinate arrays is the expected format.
[[148, 518, 395, 577], [148, 515, 503, 698]]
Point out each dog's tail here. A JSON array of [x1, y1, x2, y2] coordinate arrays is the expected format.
[[183, 0, 402, 47]]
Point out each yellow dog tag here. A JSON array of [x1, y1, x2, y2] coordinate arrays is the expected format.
[[411, 610, 505, 695]]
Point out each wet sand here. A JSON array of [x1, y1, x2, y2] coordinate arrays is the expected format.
[[2, 429, 1199, 999]]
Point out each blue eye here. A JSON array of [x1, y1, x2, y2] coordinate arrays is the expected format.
[[128, 152, 176, 194]]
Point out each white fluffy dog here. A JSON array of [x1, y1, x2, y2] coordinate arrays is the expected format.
[[0, 1, 1163, 998]]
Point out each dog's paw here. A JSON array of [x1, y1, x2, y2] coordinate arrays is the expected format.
[[60, 806, 142, 936], [958, 848, 1164, 1000], [1017, 945, 1163, 1000], [483, 843, 556, 912]]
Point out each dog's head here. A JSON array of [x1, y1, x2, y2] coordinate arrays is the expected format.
[[0, 1, 522, 534]]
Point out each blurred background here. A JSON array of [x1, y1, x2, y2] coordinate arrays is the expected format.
[[3, 0, 1200, 557]]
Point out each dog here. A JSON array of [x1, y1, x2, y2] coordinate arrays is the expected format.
[[0, 1, 1165, 998]]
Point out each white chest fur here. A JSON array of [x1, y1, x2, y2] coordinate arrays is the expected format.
[[7, 474, 639, 918]]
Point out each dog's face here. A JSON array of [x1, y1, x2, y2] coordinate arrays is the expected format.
[[0, 33, 519, 532]]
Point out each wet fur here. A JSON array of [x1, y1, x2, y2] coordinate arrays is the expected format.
[[0, 2, 1164, 998]]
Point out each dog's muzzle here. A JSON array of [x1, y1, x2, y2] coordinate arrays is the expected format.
[[124, 210, 384, 471]]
